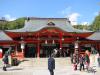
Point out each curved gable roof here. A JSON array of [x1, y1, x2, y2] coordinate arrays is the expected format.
[[6, 18, 92, 33]]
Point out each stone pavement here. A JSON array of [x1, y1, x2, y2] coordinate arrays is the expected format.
[[0, 56, 100, 75], [0, 64, 100, 75]]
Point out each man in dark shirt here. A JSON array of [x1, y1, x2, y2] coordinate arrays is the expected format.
[[79, 54, 85, 71], [48, 54, 55, 75]]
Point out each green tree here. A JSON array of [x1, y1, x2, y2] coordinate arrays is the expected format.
[[90, 15, 100, 31], [15, 17, 25, 29], [0, 17, 25, 30], [6, 21, 17, 29], [0, 21, 8, 30], [73, 24, 90, 30]]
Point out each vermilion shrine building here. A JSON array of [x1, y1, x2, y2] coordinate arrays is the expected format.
[[0, 17, 100, 58]]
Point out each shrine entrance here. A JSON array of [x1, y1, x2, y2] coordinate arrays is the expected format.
[[62, 44, 74, 57], [40, 44, 59, 57], [24, 44, 37, 58], [2, 47, 9, 56]]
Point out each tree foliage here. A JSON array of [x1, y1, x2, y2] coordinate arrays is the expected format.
[[73, 15, 100, 31], [90, 15, 100, 31], [0, 17, 25, 30], [73, 24, 90, 30]]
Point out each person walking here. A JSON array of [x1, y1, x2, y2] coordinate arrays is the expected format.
[[48, 54, 55, 75], [73, 54, 77, 70], [53, 49, 58, 57], [97, 53, 100, 67], [2, 53, 9, 71], [70, 53, 73, 64], [85, 53, 90, 71], [79, 54, 85, 71]]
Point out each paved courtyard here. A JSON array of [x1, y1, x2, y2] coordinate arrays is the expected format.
[[0, 55, 100, 75], [0, 66, 99, 75]]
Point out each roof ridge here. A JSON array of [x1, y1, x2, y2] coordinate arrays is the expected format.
[[26, 17, 68, 20]]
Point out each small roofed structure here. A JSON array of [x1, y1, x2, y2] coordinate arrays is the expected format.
[[0, 31, 18, 46], [87, 32, 100, 40], [0, 31, 12, 41]]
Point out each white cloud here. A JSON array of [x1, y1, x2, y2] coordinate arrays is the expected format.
[[67, 13, 80, 25], [61, 7, 81, 25], [61, 8, 91, 25], [4, 14, 16, 21], [81, 22, 89, 25], [61, 6, 72, 16]]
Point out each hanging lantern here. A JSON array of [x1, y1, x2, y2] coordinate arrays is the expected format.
[[62, 38, 64, 41], [21, 41, 25, 49], [52, 40, 55, 44], [75, 37, 79, 48], [0, 48, 2, 53], [45, 40, 47, 44], [75, 41, 78, 48]]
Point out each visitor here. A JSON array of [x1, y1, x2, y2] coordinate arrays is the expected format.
[[73, 54, 77, 70], [63, 48, 67, 57], [66, 49, 70, 56], [97, 53, 100, 67], [85, 51, 90, 71], [2, 52, 9, 71], [79, 54, 85, 71], [59, 48, 62, 57], [70, 53, 73, 64], [56, 49, 60, 57], [53, 48, 58, 56], [48, 54, 55, 75]]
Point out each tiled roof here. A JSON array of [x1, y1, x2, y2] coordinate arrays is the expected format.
[[0, 31, 12, 41], [87, 32, 100, 40], [6, 18, 92, 33]]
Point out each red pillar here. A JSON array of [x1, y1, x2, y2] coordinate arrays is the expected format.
[[59, 32, 62, 48], [37, 33, 40, 57], [0, 52, 2, 58], [37, 42, 40, 57]]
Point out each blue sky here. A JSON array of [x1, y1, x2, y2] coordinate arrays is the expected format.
[[0, 0, 100, 25]]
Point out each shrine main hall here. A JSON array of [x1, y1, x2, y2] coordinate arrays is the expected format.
[[0, 17, 100, 58]]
